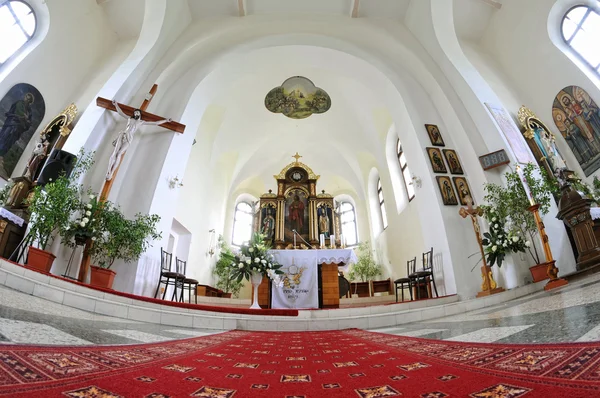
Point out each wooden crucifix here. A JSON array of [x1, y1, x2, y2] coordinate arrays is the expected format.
[[77, 85, 186, 282]]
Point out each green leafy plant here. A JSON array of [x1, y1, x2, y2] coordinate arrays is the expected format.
[[569, 174, 600, 205], [25, 150, 94, 250], [220, 233, 284, 284], [89, 203, 162, 269], [213, 235, 244, 298], [482, 163, 556, 265], [347, 241, 381, 282]]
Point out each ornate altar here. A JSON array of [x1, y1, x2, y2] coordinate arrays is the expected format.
[[255, 153, 341, 249], [4, 103, 77, 214]]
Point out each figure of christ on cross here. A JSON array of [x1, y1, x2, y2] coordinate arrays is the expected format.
[[76, 85, 186, 282]]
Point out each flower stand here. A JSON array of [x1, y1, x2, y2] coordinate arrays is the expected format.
[[250, 270, 263, 309]]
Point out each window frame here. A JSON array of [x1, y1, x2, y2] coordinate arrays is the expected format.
[[339, 201, 358, 247], [231, 201, 254, 247], [377, 178, 388, 230], [561, 5, 600, 75], [397, 139, 415, 202]]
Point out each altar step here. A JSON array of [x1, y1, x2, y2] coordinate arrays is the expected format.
[[0, 258, 548, 331]]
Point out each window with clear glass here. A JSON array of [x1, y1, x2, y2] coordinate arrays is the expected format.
[[0, 1, 36, 64], [339, 202, 358, 246], [232, 202, 253, 246], [562, 6, 600, 74], [397, 139, 415, 201], [377, 179, 388, 230]]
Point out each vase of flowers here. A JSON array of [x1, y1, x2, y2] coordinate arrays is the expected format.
[[221, 233, 284, 309], [481, 208, 528, 268]]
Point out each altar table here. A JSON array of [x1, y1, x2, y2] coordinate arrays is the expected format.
[[255, 249, 358, 309]]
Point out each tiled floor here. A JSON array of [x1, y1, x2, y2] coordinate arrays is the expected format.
[[1, 273, 600, 345]]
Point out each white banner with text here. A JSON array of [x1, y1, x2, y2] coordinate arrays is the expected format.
[[270, 250, 319, 309]]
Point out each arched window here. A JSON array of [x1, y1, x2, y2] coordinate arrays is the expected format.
[[0, 1, 36, 64], [562, 6, 600, 74], [339, 202, 358, 247], [232, 201, 253, 246], [377, 179, 388, 230], [397, 139, 415, 201]]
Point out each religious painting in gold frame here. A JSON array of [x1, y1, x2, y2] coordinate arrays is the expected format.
[[426, 147, 447, 173], [436, 176, 458, 206], [425, 124, 445, 146], [453, 177, 472, 206], [442, 149, 464, 175], [284, 187, 309, 242]]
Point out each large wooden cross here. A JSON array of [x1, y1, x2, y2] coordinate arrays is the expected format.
[[77, 85, 186, 282]]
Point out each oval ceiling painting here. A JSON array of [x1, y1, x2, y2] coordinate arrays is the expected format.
[[265, 76, 331, 119]]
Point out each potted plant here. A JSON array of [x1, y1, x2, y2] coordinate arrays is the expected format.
[[213, 235, 244, 298], [24, 151, 94, 272], [220, 233, 284, 309], [60, 191, 104, 248], [88, 203, 161, 289], [347, 241, 381, 297], [482, 163, 557, 281]]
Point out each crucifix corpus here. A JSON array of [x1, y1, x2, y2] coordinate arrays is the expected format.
[[77, 85, 186, 282], [458, 196, 505, 298]]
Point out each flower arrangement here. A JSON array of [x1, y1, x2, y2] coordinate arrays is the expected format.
[[61, 192, 103, 247], [213, 235, 244, 298], [480, 207, 528, 267], [221, 233, 284, 285]]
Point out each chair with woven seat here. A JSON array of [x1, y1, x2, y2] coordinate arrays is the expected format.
[[175, 258, 199, 304], [154, 248, 185, 301], [394, 257, 415, 302], [409, 247, 439, 299]]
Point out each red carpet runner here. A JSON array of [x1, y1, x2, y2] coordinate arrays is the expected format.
[[1, 329, 600, 397]]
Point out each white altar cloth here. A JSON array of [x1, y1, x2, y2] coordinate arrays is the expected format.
[[0, 208, 24, 227], [269, 249, 358, 309], [591, 207, 600, 220]]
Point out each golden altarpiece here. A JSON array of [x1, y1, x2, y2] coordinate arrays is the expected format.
[[254, 154, 342, 249]]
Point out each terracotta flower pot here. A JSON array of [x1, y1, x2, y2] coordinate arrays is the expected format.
[[26, 246, 56, 273], [529, 262, 550, 283], [90, 266, 116, 289], [222, 292, 232, 299]]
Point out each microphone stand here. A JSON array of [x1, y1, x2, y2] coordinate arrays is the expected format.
[[292, 229, 313, 249]]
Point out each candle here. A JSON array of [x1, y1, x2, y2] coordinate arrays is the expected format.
[[330, 234, 335, 248], [320, 234, 325, 248], [340, 234, 345, 248], [293, 234, 296, 249], [516, 165, 535, 205]]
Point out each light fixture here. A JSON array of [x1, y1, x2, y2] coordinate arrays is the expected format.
[[167, 176, 184, 189], [207, 229, 216, 257], [410, 175, 422, 189]]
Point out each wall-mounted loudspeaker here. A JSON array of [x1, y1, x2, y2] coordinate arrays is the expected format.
[[36, 149, 77, 186]]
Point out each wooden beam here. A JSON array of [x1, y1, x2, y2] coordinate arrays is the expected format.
[[351, 0, 359, 18], [96, 97, 186, 134], [238, 0, 245, 17]]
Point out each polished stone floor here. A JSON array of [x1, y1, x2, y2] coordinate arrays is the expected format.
[[1, 273, 600, 345]]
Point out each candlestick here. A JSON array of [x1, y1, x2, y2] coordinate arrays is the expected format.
[[293, 234, 296, 249], [516, 165, 535, 205], [330, 234, 335, 249], [340, 234, 345, 249]]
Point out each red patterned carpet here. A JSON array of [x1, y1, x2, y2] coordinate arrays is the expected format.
[[1, 330, 600, 397]]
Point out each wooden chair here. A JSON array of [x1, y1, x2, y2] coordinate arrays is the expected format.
[[409, 247, 439, 299], [154, 248, 185, 301], [176, 258, 199, 304], [394, 257, 415, 302]]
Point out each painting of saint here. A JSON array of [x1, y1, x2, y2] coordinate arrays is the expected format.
[[261, 207, 276, 243], [453, 177, 473, 206], [0, 84, 45, 180], [425, 124, 445, 146], [552, 86, 600, 176], [442, 149, 464, 175], [427, 147, 447, 173], [436, 176, 458, 206], [285, 189, 309, 240]]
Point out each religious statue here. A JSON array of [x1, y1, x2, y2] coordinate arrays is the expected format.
[[318, 208, 330, 237], [261, 209, 275, 241], [288, 194, 305, 232], [0, 93, 34, 157], [530, 121, 566, 173], [5, 179, 27, 207], [106, 100, 171, 181], [23, 133, 50, 180]]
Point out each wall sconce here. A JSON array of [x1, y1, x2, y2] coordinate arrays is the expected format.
[[168, 176, 183, 189], [207, 229, 216, 257], [410, 175, 422, 189]]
